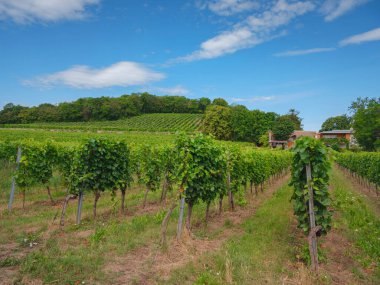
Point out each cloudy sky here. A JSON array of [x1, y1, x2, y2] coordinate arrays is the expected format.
[[0, 0, 379, 130]]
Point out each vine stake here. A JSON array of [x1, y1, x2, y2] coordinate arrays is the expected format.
[[76, 191, 84, 225], [177, 196, 185, 240], [306, 163, 319, 273], [8, 146, 22, 211]]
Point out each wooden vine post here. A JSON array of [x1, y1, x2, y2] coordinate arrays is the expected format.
[[306, 163, 319, 272], [8, 146, 22, 211]]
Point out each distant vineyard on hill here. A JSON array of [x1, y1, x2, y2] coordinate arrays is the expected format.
[[0, 113, 204, 132]]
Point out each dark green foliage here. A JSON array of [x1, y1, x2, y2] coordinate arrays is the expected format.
[[336, 152, 380, 188], [159, 146, 178, 192], [349, 97, 380, 151], [282, 109, 303, 130], [0, 140, 18, 161], [175, 133, 227, 207], [230, 105, 251, 141], [139, 145, 162, 192], [202, 105, 233, 140], [290, 137, 332, 235], [225, 147, 246, 193], [15, 142, 57, 188], [320, 114, 351, 131], [0, 93, 210, 124], [320, 137, 349, 151], [69, 138, 131, 195], [273, 116, 295, 141], [55, 145, 76, 185], [212, 98, 229, 107], [202, 105, 280, 143]]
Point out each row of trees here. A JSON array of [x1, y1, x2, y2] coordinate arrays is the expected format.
[[0, 93, 214, 123], [2, 135, 292, 232], [202, 106, 302, 144]]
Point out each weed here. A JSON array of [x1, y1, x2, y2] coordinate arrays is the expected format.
[[0, 257, 22, 267]]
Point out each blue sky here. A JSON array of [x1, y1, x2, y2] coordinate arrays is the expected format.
[[0, 0, 379, 130]]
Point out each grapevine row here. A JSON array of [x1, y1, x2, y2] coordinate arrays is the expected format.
[[1, 134, 292, 231], [335, 152, 380, 193]]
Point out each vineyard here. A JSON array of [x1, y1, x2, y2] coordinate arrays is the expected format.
[[336, 151, 380, 193], [0, 133, 379, 284], [0, 113, 204, 132], [0, 135, 291, 222]]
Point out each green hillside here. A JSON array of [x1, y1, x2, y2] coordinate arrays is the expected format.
[[0, 113, 204, 132]]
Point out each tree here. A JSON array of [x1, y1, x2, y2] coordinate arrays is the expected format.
[[349, 97, 380, 151], [259, 133, 269, 147], [230, 105, 251, 141], [320, 115, 351, 131], [198, 97, 211, 112], [282, 109, 303, 130], [212, 98, 228, 107], [202, 105, 232, 140], [249, 110, 278, 144], [272, 116, 295, 141], [0, 103, 26, 124]]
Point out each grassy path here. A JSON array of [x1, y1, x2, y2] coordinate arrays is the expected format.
[[1, 165, 379, 284], [161, 166, 380, 285], [326, 166, 380, 284], [161, 183, 297, 285]]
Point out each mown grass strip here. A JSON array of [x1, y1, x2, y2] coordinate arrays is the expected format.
[[330, 167, 380, 278], [164, 183, 296, 285]]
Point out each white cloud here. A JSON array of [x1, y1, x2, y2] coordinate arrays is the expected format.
[[274, 47, 336, 56], [178, 0, 315, 61], [340, 27, 380, 46], [25, 61, 165, 89], [232, 96, 275, 103], [0, 0, 99, 23], [143, 85, 190, 96], [201, 0, 259, 16], [320, 0, 369, 22]]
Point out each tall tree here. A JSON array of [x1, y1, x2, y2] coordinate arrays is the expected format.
[[320, 115, 351, 131], [272, 116, 295, 141], [202, 105, 232, 140], [230, 105, 251, 141], [282, 109, 303, 130], [349, 97, 380, 151], [212, 98, 229, 107]]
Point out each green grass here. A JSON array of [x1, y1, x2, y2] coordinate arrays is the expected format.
[[163, 183, 296, 285], [0, 113, 204, 132], [330, 167, 380, 280], [0, 158, 264, 284]]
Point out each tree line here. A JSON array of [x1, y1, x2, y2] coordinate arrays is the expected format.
[[0, 93, 212, 123], [202, 105, 302, 145]]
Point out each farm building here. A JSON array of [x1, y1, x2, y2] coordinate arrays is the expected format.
[[318, 129, 353, 140], [287, 131, 317, 148], [269, 129, 356, 149], [269, 130, 317, 149]]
